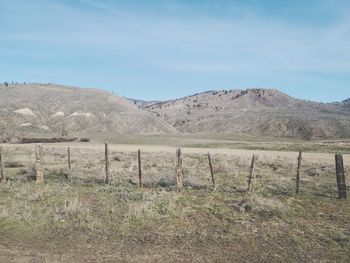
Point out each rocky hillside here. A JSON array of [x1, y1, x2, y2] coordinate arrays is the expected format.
[[1, 84, 348, 141], [0, 83, 177, 140], [146, 89, 350, 139]]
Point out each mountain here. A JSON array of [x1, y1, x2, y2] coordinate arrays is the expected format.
[[0, 83, 177, 140], [1, 84, 349, 141], [146, 89, 350, 140]]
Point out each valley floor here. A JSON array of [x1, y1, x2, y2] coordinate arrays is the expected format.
[[0, 140, 349, 262]]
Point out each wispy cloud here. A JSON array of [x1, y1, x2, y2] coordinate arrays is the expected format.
[[0, 0, 349, 101]]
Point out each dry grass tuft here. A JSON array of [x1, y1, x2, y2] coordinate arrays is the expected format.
[[233, 194, 288, 218]]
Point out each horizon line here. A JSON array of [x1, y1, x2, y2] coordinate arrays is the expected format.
[[1, 81, 348, 104]]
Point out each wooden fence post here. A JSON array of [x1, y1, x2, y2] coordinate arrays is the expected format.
[[105, 142, 110, 184], [176, 148, 183, 190], [335, 154, 347, 199], [247, 154, 257, 191], [68, 147, 73, 182], [296, 150, 302, 194], [207, 153, 216, 191], [35, 144, 44, 182], [0, 146, 4, 182], [68, 147, 71, 170], [138, 149, 142, 187]]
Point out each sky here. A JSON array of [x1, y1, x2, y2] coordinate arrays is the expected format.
[[0, 0, 349, 102]]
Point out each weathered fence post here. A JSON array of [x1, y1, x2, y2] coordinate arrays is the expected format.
[[247, 154, 257, 191], [138, 149, 142, 187], [296, 150, 302, 194], [105, 142, 110, 184], [207, 152, 216, 191], [176, 148, 183, 190], [335, 154, 347, 199], [0, 146, 4, 182], [35, 144, 44, 182], [68, 147, 71, 170], [68, 147, 73, 182]]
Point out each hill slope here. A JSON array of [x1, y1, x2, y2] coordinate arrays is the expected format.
[[146, 89, 350, 139], [0, 83, 177, 139], [1, 84, 349, 140]]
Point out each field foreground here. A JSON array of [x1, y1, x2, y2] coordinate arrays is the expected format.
[[0, 142, 349, 262]]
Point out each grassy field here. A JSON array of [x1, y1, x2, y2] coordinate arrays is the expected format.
[[0, 140, 349, 262], [91, 133, 350, 154]]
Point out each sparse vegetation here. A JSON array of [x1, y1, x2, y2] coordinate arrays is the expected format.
[[0, 84, 349, 261], [144, 88, 350, 139], [0, 142, 349, 261]]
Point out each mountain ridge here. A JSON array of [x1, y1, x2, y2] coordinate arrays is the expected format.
[[144, 88, 350, 140], [1, 83, 349, 141], [0, 83, 177, 141]]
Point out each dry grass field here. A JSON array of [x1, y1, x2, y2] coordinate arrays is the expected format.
[[0, 139, 349, 262]]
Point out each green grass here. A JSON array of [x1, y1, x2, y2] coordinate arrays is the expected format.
[[80, 133, 350, 153], [89, 133, 350, 153], [184, 141, 350, 154]]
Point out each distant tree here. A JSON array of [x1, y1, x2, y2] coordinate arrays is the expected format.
[[186, 104, 191, 115], [60, 123, 68, 141]]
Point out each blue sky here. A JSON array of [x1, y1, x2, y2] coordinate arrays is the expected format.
[[0, 0, 349, 102]]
